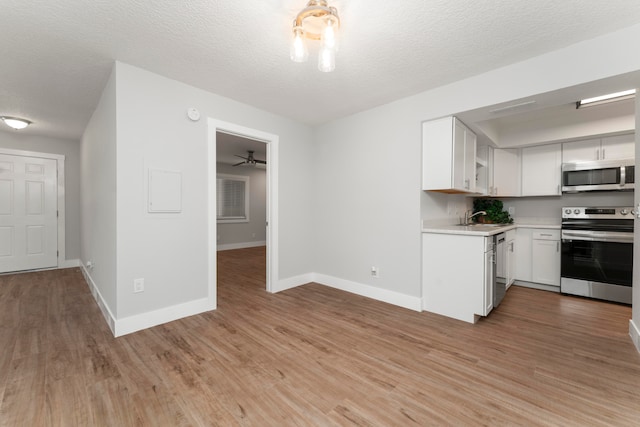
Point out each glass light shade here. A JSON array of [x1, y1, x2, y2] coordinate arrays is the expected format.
[[318, 46, 335, 72], [1, 117, 31, 130], [290, 27, 308, 62], [321, 17, 339, 51]]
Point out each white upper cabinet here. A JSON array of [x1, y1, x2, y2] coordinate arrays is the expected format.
[[562, 133, 634, 163], [562, 138, 600, 162], [423, 116, 477, 193], [600, 133, 635, 160], [475, 145, 490, 196], [491, 149, 520, 197], [521, 144, 562, 196]]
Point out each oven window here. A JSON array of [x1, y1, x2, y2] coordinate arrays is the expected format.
[[561, 240, 633, 286], [563, 168, 620, 186]]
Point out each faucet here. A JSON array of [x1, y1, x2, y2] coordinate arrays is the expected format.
[[464, 210, 487, 225]]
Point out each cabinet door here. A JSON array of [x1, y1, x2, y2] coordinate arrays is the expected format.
[[515, 228, 532, 282], [422, 117, 454, 191], [601, 133, 635, 160], [452, 119, 467, 191], [506, 238, 516, 288], [464, 128, 477, 192], [492, 149, 520, 196], [422, 117, 477, 193], [484, 248, 494, 316], [521, 144, 561, 196], [562, 139, 600, 163], [532, 239, 561, 286]]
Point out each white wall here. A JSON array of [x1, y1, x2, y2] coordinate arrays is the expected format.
[[313, 23, 640, 303], [216, 163, 266, 249], [501, 192, 635, 223], [113, 62, 314, 321], [0, 130, 81, 261], [80, 66, 118, 314]]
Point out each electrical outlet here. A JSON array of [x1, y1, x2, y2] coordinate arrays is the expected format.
[[508, 207, 515, 216], [371, 266, 379, 278], [133, 278, 145, 293]]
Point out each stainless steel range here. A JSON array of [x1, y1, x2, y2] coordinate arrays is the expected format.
[[561, 207, 634, 304]]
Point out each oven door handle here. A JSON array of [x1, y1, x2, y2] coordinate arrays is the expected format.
[[561, 230, 634, 244]]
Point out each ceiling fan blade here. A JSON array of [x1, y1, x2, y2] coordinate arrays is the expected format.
[[232, 161, 245, 166], [234, 154, 249, 160], [255, 159, 267, 164]]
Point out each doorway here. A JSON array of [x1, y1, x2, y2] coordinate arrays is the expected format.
[[207, 119, 279, 309]]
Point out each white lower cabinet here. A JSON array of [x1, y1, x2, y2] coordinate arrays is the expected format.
[[515, 228, 560, 287], [422, 233, 492, 323], [505, 229, 516, 288], [531, 231, 561, 286]]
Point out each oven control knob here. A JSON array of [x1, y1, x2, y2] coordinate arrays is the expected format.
[[574, 209, 580, 214], [621, 209, 629, 215], [564, 209, 572, 215]]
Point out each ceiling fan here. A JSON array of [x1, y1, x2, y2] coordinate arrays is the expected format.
[[233, 150, 266, 167]]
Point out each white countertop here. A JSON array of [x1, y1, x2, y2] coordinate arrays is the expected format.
[[422, 221, 560, 236], [422, 223, 517, 236]]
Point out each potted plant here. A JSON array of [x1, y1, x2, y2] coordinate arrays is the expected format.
[[472, 199, 513, 224]]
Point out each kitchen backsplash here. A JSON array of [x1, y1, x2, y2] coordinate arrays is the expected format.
[[500, 191, 634, 220]]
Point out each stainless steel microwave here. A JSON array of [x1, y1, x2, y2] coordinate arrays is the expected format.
[[562, 159, 635, 192]]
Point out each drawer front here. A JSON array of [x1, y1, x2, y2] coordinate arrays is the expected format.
[[532, 229, 560, 240]]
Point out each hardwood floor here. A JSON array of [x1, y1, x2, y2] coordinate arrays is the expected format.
[[1, 246, 640, 426]]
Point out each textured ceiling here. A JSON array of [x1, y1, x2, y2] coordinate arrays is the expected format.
[[2, 0, 640, 140]]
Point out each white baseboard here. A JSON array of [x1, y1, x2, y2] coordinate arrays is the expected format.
[[115, 297, 215, 337], [513, 280, 560, 293], [272, 273, 314, 293], [314, 273, 422, 312], [630, 319, 640, 354], [217, 241, 266, 251], [59, 258, 80, 268], [80, 261, 215, 338], [80, 264, 116, 335]]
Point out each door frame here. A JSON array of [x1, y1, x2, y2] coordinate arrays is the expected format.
[[0, 147, 67, 269], [207, 119, 279, 308]]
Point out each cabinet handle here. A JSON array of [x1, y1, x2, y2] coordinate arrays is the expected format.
[[596, 149, 600, 160], [540, 233, 553, 236], [464, 179, 470, 189], [557, 184, 560, 195], [556, 241, 560, 252], [602, 148, 605, 159]]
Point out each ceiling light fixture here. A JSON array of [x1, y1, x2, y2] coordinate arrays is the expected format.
[[290, 0, 340, 72], [576, 89, 636, 109], [1, 116, 32, 130]]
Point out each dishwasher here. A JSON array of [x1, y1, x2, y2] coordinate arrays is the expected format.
[[494, 233, 507, 308]]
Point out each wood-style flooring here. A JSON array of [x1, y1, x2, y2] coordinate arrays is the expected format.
[[1, 246, 640, 426]]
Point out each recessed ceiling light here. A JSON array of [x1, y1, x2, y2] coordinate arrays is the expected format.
[[576, 89, 636, 108], [1, 116, 32, 130]]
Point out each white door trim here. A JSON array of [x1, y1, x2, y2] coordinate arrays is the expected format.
[[207, 119, 279, 308], [0, 147, 66, 269]]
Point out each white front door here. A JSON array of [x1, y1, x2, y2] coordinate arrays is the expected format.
[[0, 154, 58, 273]]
